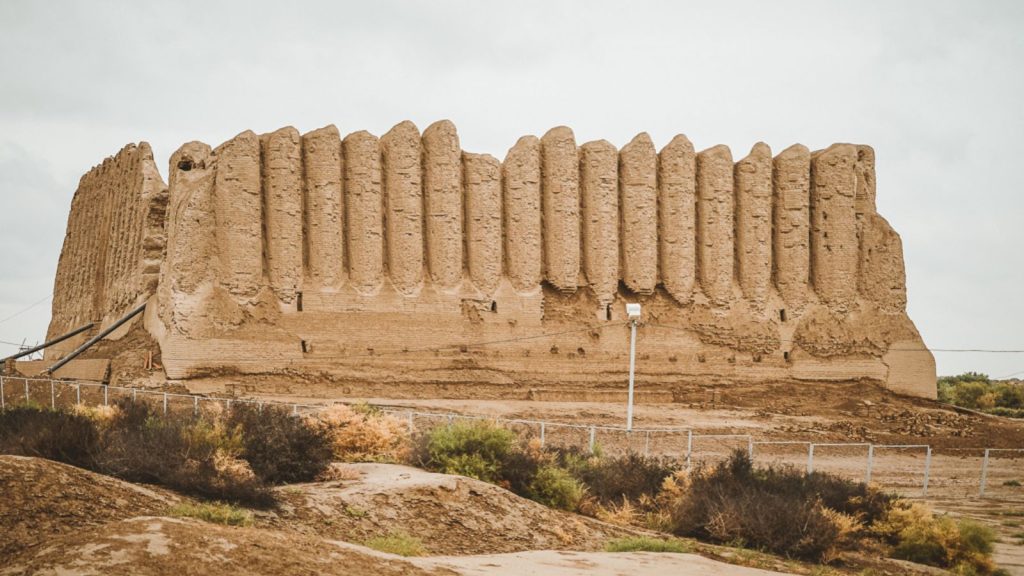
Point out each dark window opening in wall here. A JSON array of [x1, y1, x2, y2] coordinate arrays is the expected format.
[[300, 340, 308, 354], [779, 309, 787, 322], [783, 351, 790, 362], [177, 160, 193, 171], [605, 304, 612, 321], [296, 292, 303, 312], [490, 301, 497, 313]]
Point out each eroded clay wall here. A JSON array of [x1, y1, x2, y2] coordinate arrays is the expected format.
[[53, 120, 932, 398], [46, 142, 167, 357]]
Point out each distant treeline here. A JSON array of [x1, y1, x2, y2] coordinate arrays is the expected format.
[[938, 372, 1024, 418]]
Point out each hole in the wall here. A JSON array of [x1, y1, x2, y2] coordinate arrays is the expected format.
[[300, 340, 308, 354], [490, 301, 497, 313], [576, 347, 586, 357], [605, 304, 612, 321], [783, 351, 791, 362], [177, 160, 194, 171], [296, 292, 303, 312], [779, 309, 787, 322], [822, 211, 828, 220]]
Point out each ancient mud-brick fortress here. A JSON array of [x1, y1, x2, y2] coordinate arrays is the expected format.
[[43, 121, 936, 398]]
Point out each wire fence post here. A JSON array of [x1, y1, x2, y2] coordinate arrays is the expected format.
[[588, 426, 596, 453], [747, 435, 754, 459], [922, 446, 932, 496], [258, 402, 263, 414], [76, 382, 81, 406], [540, 422, 546, 448], [1, 376, 5, 410], [644, 431, 651, 457], [292, 404, 298, 416], [807, 444, 815, 475], [686, 430, 693, 469], [103, 385, 108, 406], [25, 378, 30, 404], [132, 388, 137, 404], [163, 392, 168, 415], [406, 410, 414, 435], [865, 444, 875, 484], [193, 396, 199, 416], [979, 449, 990, 497]]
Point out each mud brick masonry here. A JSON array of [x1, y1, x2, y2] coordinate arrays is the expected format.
[[43, 121, 937, 398]]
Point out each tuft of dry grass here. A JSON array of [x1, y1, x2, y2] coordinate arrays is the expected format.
[[309, 404, 410, 463]]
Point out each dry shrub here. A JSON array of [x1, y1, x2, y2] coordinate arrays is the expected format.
[[571, 451, 678, 505], [101, 400, 273, 506], [874, 501, 998, 574], [594, 497, 640, 526], [70, 403, 121, 426], [669, 451, 862, 561], [226, 403, 332, 484], [0, 406, 100, 469], [309, 404, 409, 462]]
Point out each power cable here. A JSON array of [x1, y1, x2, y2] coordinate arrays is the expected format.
[[0, 294, 51, 326]]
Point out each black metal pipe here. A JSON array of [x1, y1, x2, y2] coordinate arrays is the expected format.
[[44, 303, 147, 375], [1, 322, 95, 363]]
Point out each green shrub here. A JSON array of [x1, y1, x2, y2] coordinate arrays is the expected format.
[[416, 420, 516, 483], [227, 403, 333, 484], [0, 406, 100, 469], [526, 465, 585, 510], [364, 531, 425, 556], [168, 501, 253, 526], [605, 536, 692, 553]]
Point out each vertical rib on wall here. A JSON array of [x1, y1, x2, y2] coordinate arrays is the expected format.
[[464, 153, 502, 295], [381, 121, 424, 295], [343, 131, 384, 294], [47, 143, 167, 344], [696, 145, 734, 306], [422, 121, 463, 289], [579, 140, 619, 302], [659, 135, 697, 304], [262, 127, 303, 304], [772, 144, 811, 310], [303, 125, 344, 290], [541, 126, 580, 293], [503, 136, 542, 293], [214, 131, 262, 299], [735, 142, 772, 310], [810, 144, 858, 310], [160, 142, 216, 332], [619, 133, 658, 295]]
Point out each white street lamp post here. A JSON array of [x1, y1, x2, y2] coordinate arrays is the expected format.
[[625, 303, 641, 431]]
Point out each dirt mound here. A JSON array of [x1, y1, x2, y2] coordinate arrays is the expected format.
[[1, 516, 448, 576], [0, 455, 181, 559], [261, 463, 636, 555]]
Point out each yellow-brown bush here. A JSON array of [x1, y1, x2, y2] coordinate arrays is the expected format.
[[309, 404, 410, 463]]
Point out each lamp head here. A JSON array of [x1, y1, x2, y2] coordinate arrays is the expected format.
[[625, 303, 642, 319]]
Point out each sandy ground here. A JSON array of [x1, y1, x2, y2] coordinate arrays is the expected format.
[[411, 549, 789, 575]]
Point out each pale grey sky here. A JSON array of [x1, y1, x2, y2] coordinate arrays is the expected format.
[[1, 0, 1022, 377]]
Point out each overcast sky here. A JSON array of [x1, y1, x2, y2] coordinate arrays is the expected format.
[[1, 0, 1021, 378]]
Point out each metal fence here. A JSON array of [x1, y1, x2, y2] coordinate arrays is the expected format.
[[1, 375, 1021, 500]]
